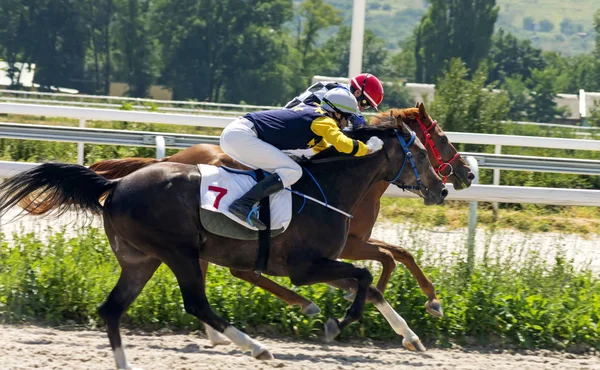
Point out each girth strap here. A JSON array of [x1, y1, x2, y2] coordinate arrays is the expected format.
[[254, 170, 271, 274]]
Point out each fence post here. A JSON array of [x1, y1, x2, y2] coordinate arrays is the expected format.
[[466, 156, 479, 272], [492, 144, 501, 213], [155, 135, 166, 159], [579, 89, 588, 126], [77, 119, 86, 165]]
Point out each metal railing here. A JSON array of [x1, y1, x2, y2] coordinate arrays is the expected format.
[[1, 122, 599, 175]]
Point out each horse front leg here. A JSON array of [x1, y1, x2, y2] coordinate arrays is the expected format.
[[288, 258, 372, 342], [327, 279, 426, 352], [368, 237, 442, 317]]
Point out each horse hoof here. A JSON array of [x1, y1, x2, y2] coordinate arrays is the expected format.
[[343, 292, 355, 302], [302, 302, 321, 316], [205, 325, 231, 346], [424, 299, 444, 318], [324, 318, 341, 342], [253, 348, 274, 360], [402, 336, 426, 352]]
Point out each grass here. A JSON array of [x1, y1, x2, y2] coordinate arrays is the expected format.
[[379, 198, 600, 236], [1, 226, 598, 350]]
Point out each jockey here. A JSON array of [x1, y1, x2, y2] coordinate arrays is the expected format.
[[220, 87, 385, 230], [284, 73, 385, 131]]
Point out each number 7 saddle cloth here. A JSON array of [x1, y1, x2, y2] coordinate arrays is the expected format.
[[197, 164, 292, 240]]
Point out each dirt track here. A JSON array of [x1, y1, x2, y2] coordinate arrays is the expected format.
[[1, 324, 598, 370]]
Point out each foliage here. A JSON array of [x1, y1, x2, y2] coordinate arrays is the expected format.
[[319, 26, 390, 78], [414, 0, 499, 83], [488, 29, 546, 84], [0, 227, 598, 351], [430, 59, 508, 134]]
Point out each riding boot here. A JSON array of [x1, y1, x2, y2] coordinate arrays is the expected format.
[[229, 173, 284, 230]]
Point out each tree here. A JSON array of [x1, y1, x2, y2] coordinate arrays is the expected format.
[[294, 0, 341, 82], [523, 16, 535, 31], [415, 0, 499, 83], [0, 0, 29, 87], [594, 10, 600, 88], [318, 27, 390, 78], [544, 52, 599, 93], [488, 28, 546, 84], [154, 0, 294, 104], [112, 0, 158, 97], [526, 68, 567, 122], [560, 18, 583, 36], [388, 37, 417, 81], [431, 59, 508, 133], [538, 19, 554, 33]]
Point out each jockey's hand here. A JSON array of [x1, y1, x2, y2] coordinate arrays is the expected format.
[[366, 136, 384, 154]]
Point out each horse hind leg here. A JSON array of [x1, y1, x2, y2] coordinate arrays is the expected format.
[[169, 253, 272, 360], [98, 241, 161, 370], [369, 238, 443, 317], [198, 259, 231, 347]]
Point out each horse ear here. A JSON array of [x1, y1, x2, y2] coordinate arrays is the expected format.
[[418, 102, 427, 119], [399, 120, 413, 136], [415, 102, 419, 108]]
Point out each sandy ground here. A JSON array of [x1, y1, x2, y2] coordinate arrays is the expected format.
[[0, 324, 598, 370]]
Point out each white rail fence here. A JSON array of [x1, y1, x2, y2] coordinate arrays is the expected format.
[[0, 102, 598, 208], [2, 91, 599, 134]]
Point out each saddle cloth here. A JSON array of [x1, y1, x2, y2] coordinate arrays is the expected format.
[[197, 164, 292, 232]]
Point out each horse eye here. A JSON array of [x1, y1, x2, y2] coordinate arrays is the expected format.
[[439, 136, 448, 144], [419, 151, 427, 160]]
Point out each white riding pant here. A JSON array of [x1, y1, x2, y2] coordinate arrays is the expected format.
[[220, 117, 303, 188]]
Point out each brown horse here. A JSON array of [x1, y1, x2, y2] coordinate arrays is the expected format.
[[2, 119, 446, 367], [20, 103, 473, 319], [81, 104, 473, 317]]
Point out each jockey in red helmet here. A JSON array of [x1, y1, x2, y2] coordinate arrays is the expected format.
[[284, 73, 384, 130], [349, 73, 385, 111], [285, 73, 384, 112]]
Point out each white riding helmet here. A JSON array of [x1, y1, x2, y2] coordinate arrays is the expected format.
[[321, 87, 360, 116]]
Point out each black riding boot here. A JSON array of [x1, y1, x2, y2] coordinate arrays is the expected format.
[[229, 173, 284, 230]]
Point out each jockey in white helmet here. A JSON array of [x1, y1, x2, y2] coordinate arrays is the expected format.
[[220, 87, 384, 230]]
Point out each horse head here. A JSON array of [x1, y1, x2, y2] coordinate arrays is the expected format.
[[372, 103, 474, 190], [346, 120, 448, 205]]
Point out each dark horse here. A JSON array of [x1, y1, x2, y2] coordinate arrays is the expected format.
[[0, 121, 446, 368]]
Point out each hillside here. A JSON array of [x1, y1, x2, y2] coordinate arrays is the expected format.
[[325, 0, 599, 54]]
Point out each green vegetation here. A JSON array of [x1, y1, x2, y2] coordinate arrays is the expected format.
[[1, 227, 598, 350]]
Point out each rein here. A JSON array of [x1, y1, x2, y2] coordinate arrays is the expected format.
[[383, 130, 422, 191], [290, 127, 424, 218], [414, 115, 460, 184]]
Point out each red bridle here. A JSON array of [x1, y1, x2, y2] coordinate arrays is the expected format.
[[415, 115, 461, 184]]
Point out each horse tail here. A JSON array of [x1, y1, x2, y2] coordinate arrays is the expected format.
[[1, 163, 118, 218], [89, 157, 162, 180]]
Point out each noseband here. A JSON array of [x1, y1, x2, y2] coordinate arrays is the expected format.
[[415, 116, 460, 184], [383, 129, 423, 191]]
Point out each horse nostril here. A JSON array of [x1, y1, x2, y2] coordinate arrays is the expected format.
[[467, 172, 475, 180], [441, 188, 448, 198]]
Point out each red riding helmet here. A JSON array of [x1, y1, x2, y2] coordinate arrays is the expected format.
[[350, 73, 384, 111]]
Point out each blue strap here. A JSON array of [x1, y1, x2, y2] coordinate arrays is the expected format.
[[302, 167, 327, 206], [389, 130, 423, 190], [246, 205, 261, 227]]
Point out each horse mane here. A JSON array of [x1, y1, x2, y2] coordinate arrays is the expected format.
[[370, 107, 419, 126]]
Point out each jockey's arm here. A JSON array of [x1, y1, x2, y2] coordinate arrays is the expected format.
[[310, 117, 369, 156]]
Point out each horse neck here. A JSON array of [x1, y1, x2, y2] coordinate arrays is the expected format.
[[300, 150, 389, 214]]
